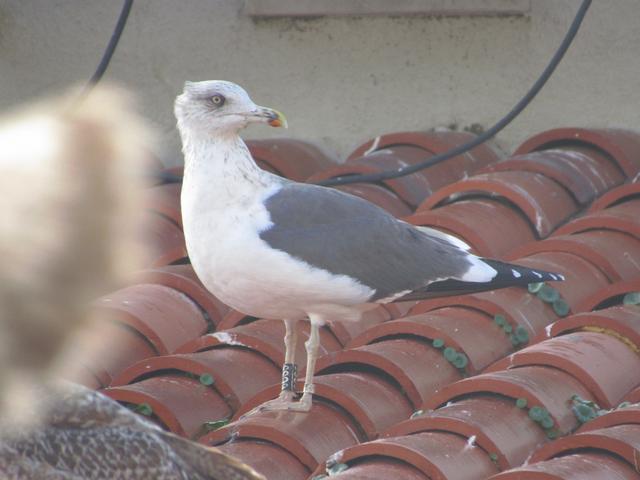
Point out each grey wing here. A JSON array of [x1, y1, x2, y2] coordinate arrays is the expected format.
[[260, 183, 474, 301]]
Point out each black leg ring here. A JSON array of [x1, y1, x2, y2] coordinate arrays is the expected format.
[[282, 363, 298, 392]]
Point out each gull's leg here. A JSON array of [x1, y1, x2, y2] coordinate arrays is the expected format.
[[246, 316, 322, 414], [277, 318, 299, 402], [244, 319, 300, 414], [296, 316, 322, 411]]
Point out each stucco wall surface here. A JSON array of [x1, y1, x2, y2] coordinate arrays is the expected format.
[[1, 1, 638, 164]]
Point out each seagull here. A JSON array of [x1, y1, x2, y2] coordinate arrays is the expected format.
[[175, 80, 563, 412]]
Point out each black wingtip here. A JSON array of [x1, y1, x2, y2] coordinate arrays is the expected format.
[[387, 258, 565, 303], [483, 258, 565, 285]]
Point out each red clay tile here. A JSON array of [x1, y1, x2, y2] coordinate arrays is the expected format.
[[487, 331, 640, 408], [177, 318, 342, 368], [418, 171, 578, 238], [237, 373, 412, 440], [103, 374, 232, 438], [133, 264, 230, 328], [217, 309, 254, 330], [530, 424, 640, 465], [144, 183, 183, 228], [335, 182, 412, 217], [624, 386, 640, 404], [406, 199, 536, 257], [537, 305, 640, 346], [110, 347, 280, 411], [217, 440, 310, 480], [94, 284, 208, 355], [554, 198, 640, 238], [246, 139, 336, 181], [515, 128, 640, 178], [349, 308, 511, 374], [506, 230, 640, 282], [411, 289, 556, 342], [480, 150, 624, 205], [490, 452, 640, 480], [515, 251, 611, 313], [316, 431, 499, 480], [142, 212, 188, 267], [382, 301, 418, 319], [312, 131, 502, 208], [423, 366, 595, 435], [308, 147, 435, 208], [386, 394, 547, 469], [329, 458, 428, 479], [328, 306, 391, 347], [77, 320, 157, 387], [221, 441, 309, 480], [589, 182, 640, 212], [203, 402, 363, 471], [348, 130, 502, 167], [577, 279, 640, 312], [316, 338, 461, 409], [578, 405, 640, 432]]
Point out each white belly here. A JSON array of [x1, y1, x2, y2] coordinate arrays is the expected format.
[[182, 190, 374, 321]]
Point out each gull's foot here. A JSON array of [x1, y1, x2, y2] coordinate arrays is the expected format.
[[242, 392, 312, 417]]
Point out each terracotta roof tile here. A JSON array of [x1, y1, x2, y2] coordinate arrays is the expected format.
[[407, 199, 537, 257], [103, 374, 232, 438], [309, 131, 503, 208], [70, 130, 640, 479], [489, 452, 639, 480], [111, 348, 281, 411]]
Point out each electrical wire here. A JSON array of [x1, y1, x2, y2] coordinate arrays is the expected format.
[[316, 0, 592, 187], [78, 0, 134, 99]]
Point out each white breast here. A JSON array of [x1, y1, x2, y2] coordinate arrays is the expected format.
[[181, 138, 373, 321]]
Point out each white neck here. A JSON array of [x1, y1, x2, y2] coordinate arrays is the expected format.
[[180, 128, 275, 212]]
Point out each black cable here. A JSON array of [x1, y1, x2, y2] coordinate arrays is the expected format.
[[316, 0, 592, 187], [79, 0, 134, 97]]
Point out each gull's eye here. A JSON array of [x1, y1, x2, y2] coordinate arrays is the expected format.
[[209, 94, 225, 107]]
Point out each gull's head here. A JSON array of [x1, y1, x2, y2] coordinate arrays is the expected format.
[[174, 80, 287, 136]]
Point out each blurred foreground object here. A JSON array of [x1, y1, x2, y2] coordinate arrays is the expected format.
[[0, 86, 151, 426], [0, 383, 264, 479]]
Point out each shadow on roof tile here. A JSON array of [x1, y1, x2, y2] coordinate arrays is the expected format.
[[419, 170, 578, 238], [507, 230, 640, 283], [423, 366, 594, 435], [133, 264, 230, 328], [487, 331, 640, 408], [480, 149, 624, 205], [348, 307, 511, 374], [218, 439, 310, 480], [589, 181, 640, 212], [316, 337, 461, 409], [177, 318, 342, 367], [111, 347, 280, 411], [312, 431, 499, 480], [490, 451, 639, 480], [387, 394, 546, 470], [203, 402, 362, 471], [103, 374, 232, 438], [236, 373, 412, 441], [93, 284, 208, 355], [515, 128, 640, 179], [310, 131, 502, 208]]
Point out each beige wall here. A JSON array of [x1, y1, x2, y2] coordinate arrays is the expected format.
[[1, 1, 639, 165]]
